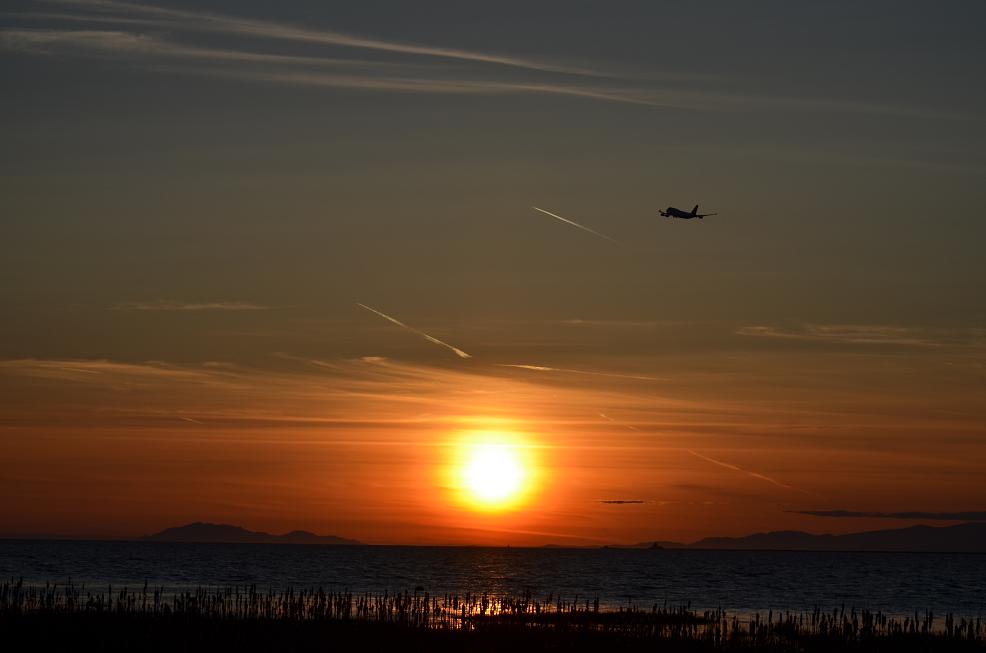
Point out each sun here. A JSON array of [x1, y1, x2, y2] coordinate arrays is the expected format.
[[463, 443, 523, 503], [451, 432, 537, 512]]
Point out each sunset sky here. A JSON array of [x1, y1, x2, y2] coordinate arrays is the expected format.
[[1, 0, 985, 545]]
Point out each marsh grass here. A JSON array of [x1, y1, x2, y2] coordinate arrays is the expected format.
[[2, 580, 984, 651]]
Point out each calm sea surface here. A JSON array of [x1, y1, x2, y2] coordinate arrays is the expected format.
[[2, 540, 984, 617]]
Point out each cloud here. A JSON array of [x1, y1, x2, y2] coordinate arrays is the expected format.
[[4, 4, 953, 118], [736, 324, 986, 348], [790, 510, 986, 521], [498, 364, 663, 382], [113, 300, 269, 311], [43, 0, 599, 76], [0, 28, 422, 70], [0, 350, 711, 439], [0, 354, 638, 431], [0, 26, 681, 107], [561, 319, 681, 328], [3, 1, 689, 111], [189, 66, 673, 106], [0, 358, 247, 389], [598, 499, 645, 504]]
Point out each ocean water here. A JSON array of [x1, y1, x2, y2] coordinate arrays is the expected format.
[[2, 540, 984, 617]]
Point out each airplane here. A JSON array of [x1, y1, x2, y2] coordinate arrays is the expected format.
[[659, 204, 717, 220]]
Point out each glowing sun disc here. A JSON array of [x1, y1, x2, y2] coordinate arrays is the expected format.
[[452, 432, 537, 512], [463, 443, 523, 503]]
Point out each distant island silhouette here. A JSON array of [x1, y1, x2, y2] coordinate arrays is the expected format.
[[138, 521, 986, 551], [142, 522, 362, 545], [613, 522, 986, 553]]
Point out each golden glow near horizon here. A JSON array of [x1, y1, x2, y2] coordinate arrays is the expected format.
[[450, 431, 540, 513]]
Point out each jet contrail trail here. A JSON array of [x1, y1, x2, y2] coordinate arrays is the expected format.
[[498, 363, 662, 382], [599, 412, 639, 432], [687, 450, 812, 495], [531, 206, 619, 244], [357, 303, 471, 359]]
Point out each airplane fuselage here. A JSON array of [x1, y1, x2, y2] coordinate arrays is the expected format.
[[660, 204, 716, 220], [661, 206, 700, 219]]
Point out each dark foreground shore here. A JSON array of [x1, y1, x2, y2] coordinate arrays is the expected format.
[[2, 582, 984, 652], [6, 613, 986, 653]]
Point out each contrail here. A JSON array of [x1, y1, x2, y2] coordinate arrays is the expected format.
[[687, 450, 811, 495], [357, 303, 471, 359], [178, 416, 203, 425], [531, 206, 619, 244], [599, 412, 639, 432], [498, 363, 662, 382]]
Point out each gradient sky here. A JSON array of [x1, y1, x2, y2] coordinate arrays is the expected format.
[[1, 0, 985, 545]]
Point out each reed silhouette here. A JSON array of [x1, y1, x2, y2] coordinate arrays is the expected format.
[[2, 580, 983, 651]]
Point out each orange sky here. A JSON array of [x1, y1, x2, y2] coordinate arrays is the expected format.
[[1, 1, 985, 545], [2, 320, 984, 545]]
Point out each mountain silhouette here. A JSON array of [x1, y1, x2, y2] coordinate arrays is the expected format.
[[684, 522, 986, 552], [142, 522, 362, 545]]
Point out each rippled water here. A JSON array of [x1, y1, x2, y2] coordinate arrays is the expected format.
[[2, 540, 984, 617]]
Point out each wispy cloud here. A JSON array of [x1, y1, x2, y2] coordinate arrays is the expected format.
[[530, 206, 620, 244], [357, 303, 471, 359], [0, 28, 421, 70], [0, 0, 694, 109], [113, 300, 269, 311], [498, 363, 662, 382], [736, 324, 986, 348], [598, 499, 646, 504], [0, 358, 246, 388], [561, 319, 681, 328], [687, 449, 812, 495], [0, 354, 630, 430], [0, 351, 705, 435], [0, 25, 681, 107], [43, 0, 599, 76], [184, 66, 670, 106], [3, 2, 951, 118], [790, 509, 986, 521]]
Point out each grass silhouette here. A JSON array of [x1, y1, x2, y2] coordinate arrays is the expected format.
[[2, 580, 984, 651]]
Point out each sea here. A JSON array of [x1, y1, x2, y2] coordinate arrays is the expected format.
[[2, 540, 984, 618]]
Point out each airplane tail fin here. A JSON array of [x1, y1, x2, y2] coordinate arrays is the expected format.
[[691, 204, 699, 216]]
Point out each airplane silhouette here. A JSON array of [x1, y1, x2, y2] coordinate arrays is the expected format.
[[659, 204, 717, 220]]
